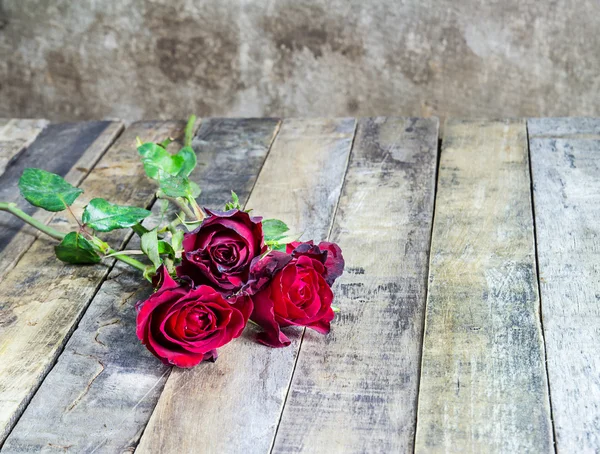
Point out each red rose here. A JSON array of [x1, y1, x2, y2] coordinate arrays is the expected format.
[[286, 241, 345, 285], [136, 266, 251, 368], [177, 209, 265, 295], [248, 242, 343, 347]]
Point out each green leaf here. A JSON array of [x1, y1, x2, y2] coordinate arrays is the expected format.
[[224, 191, 241, 211], [138, 144, 176, 179], [158, 172, 199, 199], [184, 114, 197, 147], [158, 198, 169, 215], [171, 230, 184, 258], [176, 146, 197, 177], [82, 198, 151, 232], [55, 232, 102, 264], [158, 174, 190, 198], [141, 229, 161, 269], [270, 243, 286, 252], [158, 240, 175, 257], [19, 168, 83, 212], [262, 219, 290, 243], [188, 181, 201, 198], [138, 143, 197, 180]]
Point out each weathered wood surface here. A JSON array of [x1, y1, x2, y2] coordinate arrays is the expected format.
[[529, 118, 600, 452], [414, 119, 554, 452], [2, 119, 280, 453], [0, 119, 48, 176], [0, 121, 184, 445], [136, 118, 356, 454], [271, 117, 439, 453], [0, 121, 123, 282]]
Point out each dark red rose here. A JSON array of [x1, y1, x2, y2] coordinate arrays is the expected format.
[[177, 209, 265, 295], [248, 242, 341, 347], [136, 266, 252, 368], [286, 241, 345, 285]]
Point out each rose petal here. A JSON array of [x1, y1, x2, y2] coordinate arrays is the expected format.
[[306, 309, 334, 334], [229, 292, 254, 323], [291, 242, 327, 264], [318, 241, 345, 285], [250, 288, 291, 348], [245, 251, 292, 295]]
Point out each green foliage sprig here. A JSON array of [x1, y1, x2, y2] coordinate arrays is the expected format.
[[0, 115, 294, 281]]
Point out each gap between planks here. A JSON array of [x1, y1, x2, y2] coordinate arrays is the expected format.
[[525, 121, 558, 451], [411, 134, 444, 452]]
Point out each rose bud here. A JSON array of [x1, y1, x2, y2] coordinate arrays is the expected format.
[[177, 208, 266, 295], [286, 240, 345, 285], [136, 266, 252, 368], [247, 242, 341, 347]]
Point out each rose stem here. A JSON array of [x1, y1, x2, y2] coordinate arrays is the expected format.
[[0, 202, 148, 273], [158, 212, 183, 234], [156, 191, 196, 220], [0, 202, 65, 241], [105, 248, 148, 273]]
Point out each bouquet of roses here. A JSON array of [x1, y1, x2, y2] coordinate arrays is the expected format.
[[0, 116, 344, 368]]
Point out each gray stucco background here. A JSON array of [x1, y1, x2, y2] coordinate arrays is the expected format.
[[1, 0, 599, 122]]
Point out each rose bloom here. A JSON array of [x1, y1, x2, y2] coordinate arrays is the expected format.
[[177, 209, 265, 295], [247, 241, 345, 347], [136, 266, 252, 368]]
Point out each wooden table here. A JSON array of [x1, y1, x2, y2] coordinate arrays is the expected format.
[[0, 117, 597, 453]]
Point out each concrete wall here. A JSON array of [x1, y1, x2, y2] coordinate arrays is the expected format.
[[1, 0, 599, 122]]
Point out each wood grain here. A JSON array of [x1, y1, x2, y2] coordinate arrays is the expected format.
[[2, 118, 280, 453], [136, 118, 356, 454], [414, 119, 554, 452], [0, 119, 48, 176], [529, 118, 600, 452], [0, 121, 123, 282], [0, 121, 185, 445], [270, 117, 439, 453]]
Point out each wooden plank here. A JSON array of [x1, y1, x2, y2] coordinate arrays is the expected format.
[[414, 119, 554, 452], [0, 121, 123, 282], [0, 119, 49, 176], [2, 118, 281, 453], [269, 117, 439, 453], [529, 118, 600, 452], [0, 120, 186, 445], [135, 118, 356, 454]]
